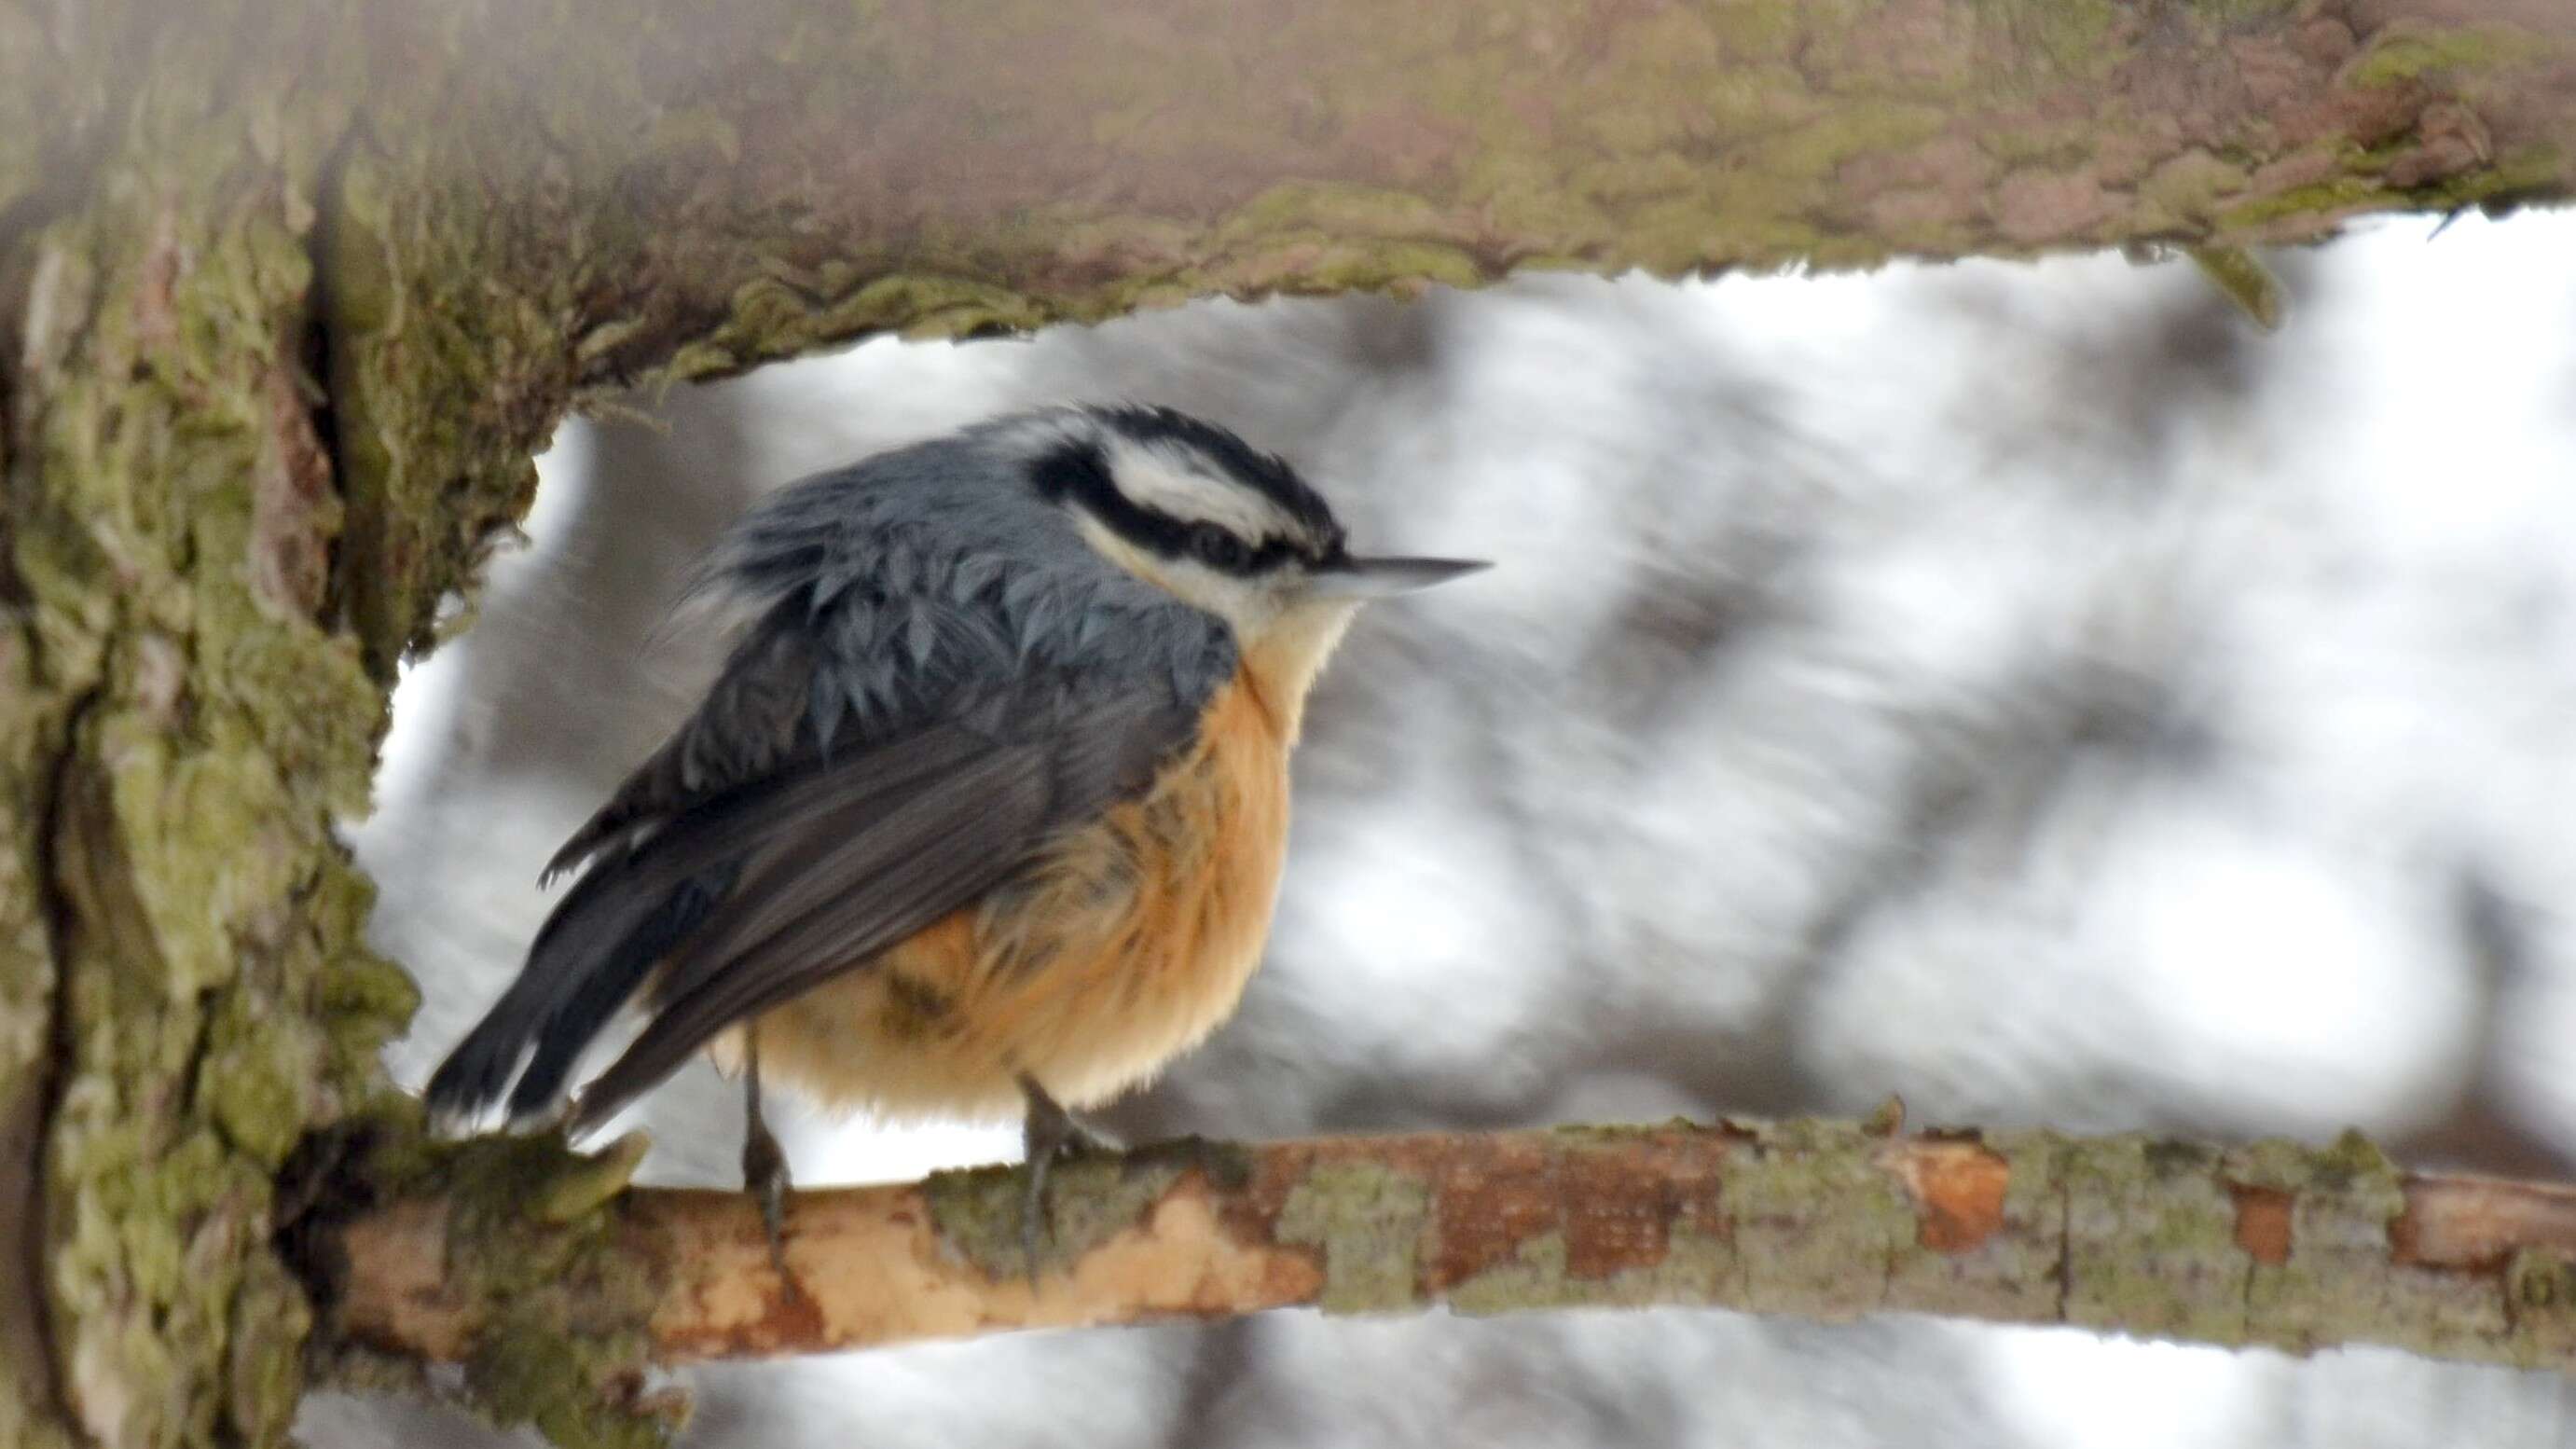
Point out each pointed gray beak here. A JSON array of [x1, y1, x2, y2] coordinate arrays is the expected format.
[[1303, 555, 1492, 600]]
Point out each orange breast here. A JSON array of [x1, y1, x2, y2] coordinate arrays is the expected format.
[[741, 669, 1292, 1123]]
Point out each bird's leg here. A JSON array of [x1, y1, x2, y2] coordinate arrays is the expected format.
[[739, 1026, 797, 1293], [1016, 1071, 1108, 1283]]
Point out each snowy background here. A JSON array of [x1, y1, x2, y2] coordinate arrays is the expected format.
[[308, 208, 2576, 1447]]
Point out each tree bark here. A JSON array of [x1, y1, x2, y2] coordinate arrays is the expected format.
[[323, 1119, 2576, 1375], [4, 0, 2573, 1444], [3, 7, 406, 1448], [318, 0, 2576, 671]]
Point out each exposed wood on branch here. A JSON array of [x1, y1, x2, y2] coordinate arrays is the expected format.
[[324, 1119, 2576, 1375]]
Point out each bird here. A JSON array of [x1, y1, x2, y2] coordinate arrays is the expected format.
[[422, 402, 1487, 1265]]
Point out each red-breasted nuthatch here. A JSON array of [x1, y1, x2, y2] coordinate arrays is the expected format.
[[424, 403, 1486, 1249]]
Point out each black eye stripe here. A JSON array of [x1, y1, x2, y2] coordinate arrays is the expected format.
[[1090, 405, 1342, 543], [1029, 439, 1298, 576]]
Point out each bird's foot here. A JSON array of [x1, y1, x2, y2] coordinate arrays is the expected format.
[[739, 1030, 801, 1301], [1017, 1073, 1111, 1288], [741, 1112, 799, 1294]]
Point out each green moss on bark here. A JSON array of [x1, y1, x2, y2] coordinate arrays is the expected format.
[[1, 4, 397, 1442], [2346, 24, 2551, 89], [924, 1152, 1189, 1281], [414, 1136, 672, 1449], [1276, 1162, 1434, 1315], [1721, 1117, 1921, 1319]]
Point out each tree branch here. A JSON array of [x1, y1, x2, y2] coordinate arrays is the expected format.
[[329, 0, 2576, 667], [318, 1118, 2576, 1377]]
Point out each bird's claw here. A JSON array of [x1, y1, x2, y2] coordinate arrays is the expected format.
[[741, 1060, 801, 1302], [743, 1122, 798, 1295], [1017, 1074, 1109, 1290]]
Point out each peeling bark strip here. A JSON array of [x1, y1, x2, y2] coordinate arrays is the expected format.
[[331, 1121, 2576, 1374]]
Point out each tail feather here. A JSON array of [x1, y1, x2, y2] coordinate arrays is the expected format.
[[502, 870, 729, 1120], [421, 1001, 540, 1125], [422, 863, 735, 1127]]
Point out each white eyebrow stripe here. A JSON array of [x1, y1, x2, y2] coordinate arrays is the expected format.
[[1103, 436, 1299, 543]]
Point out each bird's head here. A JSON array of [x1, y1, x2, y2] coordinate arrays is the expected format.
[[1021, 405, 1485, 683]]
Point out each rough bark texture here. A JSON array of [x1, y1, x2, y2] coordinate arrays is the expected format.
[[320, 0, 2576, 672], [1, 7, 413, 1449], [2, 0, 2572, 1445], [324, 1120, 2576, 1374]]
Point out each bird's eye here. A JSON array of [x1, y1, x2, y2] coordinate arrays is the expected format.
[[1189, 523, 1249, 571]]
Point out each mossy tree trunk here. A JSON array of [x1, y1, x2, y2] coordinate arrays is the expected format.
[[3, 8, 402, 1448], [3, 0, 2571, 1444]]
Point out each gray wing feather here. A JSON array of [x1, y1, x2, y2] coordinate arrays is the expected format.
[[527, 724, 995, 1017], [545, 425, 1229, 878], [424, 712, 1002, 1120], [566, 690, 1193, 1133], [563, 752, 1041, 1131]]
